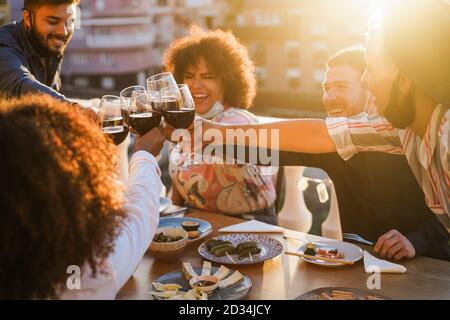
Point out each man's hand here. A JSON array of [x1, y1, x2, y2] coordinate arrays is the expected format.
[[374, 229, 416, 260], [134, 127, 166, 157]]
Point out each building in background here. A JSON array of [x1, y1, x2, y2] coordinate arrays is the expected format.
[[62, 0, 227, 99], [226, 0, 369, 117], [0, 0, 10, 26], [7, 0, 369, 118], [62, 0, 156, 98]]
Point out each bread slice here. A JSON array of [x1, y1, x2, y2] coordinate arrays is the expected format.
[[181, 262, 198, 281], [212, 265, 230, 280], [218, 271, 243, 289], [201, 261, 212, 276]]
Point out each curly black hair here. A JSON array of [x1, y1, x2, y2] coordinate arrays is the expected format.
[[0, 94, 126, 299], [164, 26, 257, 109]]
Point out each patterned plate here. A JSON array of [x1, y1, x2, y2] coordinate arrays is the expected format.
[[295, 287, 389, 300], [151, 266, 252, 300], [158, 217, 212, 244], [198, 233, 284, 265]]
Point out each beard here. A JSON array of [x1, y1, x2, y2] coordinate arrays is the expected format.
[[383, 73, 416, 129], [26, 16, 70, 58]]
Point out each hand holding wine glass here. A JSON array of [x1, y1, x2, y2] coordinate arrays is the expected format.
[[99, 95, 129, 146]]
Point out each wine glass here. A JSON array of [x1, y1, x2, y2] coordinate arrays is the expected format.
[[128, 91, 162, 136], [119, 85, 146, 127], [146, 72, 178, 92], [99, 95, 129, 145], [161, 84, 199, 168]]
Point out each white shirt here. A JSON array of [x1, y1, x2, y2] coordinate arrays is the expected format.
[[59, 151, 162, 299]]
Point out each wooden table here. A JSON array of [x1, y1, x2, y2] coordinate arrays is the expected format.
[[117, 210, 450, 300]]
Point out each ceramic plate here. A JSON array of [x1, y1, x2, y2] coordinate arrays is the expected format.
[[151, 266, 252, 300], [198, 233, 283, 265], [298, 240, 363, 267], [158, 217, 212, 244], [295, 287, 389, 300]]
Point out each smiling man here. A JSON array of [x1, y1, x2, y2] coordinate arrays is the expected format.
[[0, 0, 79, 100]]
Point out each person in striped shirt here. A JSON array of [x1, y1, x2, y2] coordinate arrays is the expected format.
[[202, 0, 449, 260]]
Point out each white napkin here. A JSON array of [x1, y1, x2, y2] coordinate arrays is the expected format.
[[364, 251, 407, 274], [218, 219, 285, 233]]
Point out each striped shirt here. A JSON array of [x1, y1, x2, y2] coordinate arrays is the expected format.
[[326, 104, 450, 233]]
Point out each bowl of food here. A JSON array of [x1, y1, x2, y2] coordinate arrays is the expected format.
[[181, 221, 201, 239], [149, 227, 188, 261], [189, 275, 219, 293]]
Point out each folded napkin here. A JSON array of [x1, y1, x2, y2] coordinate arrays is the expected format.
[[364, 251, 407, 274], [218, 219, 285, 233]]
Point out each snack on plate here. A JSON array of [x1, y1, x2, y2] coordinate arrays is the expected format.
[[182, 262, 198, 280], [315, 248, 344, 259], [152, 282, 182, 292], [205, 238, 261, 259], [314, 290, 386, 300], [153, 232, 183, 243], [218, 271, 244, 289], [201, 261, 212, 276], [212, 265, 231, 280]]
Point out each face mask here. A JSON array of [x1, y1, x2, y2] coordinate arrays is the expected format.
[[197, 100, 225, 120], [383, 73, 415, 129]]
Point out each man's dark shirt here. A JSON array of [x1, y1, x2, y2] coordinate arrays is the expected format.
[[0, 21, 65, 100], [221, 146, 450, 260]]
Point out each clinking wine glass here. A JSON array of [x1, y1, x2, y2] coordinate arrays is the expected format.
[[146, 72, 178, 92], [99, 95, 129, 145], [160, 84, 199, 168], [119, 85, 146, 127], [128, 91, 162, 136]]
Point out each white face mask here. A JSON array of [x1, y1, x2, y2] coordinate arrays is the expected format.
[[197, 100, 225, 120]]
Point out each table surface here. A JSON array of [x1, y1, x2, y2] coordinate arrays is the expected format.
[[117, 210, 450, 300]]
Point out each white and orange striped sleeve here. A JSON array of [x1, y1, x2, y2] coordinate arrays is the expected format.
[[325, 112, 404, 160]]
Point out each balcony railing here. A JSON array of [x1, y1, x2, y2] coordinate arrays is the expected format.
[[85, 33, 155, 48]]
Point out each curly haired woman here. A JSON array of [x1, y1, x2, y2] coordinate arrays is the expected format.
[[0, 94, 165, 299], [164, 27, 277, 223]]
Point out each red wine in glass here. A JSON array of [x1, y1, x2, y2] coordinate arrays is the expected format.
[[129, 111, 162, 135], [162, 108, 195, 129], [102, 125, 129, 145]]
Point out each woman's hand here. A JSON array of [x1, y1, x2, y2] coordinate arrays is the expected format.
[[134, 127, 166, 157]]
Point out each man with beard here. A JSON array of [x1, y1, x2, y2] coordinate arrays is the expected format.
[[283, 46, 444, 260], [0, 0, 79, 99], [204, 0, 449, 260]]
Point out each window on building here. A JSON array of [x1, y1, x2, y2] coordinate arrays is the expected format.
[[285, 41, 300, 67], [255, 67, 267, 88], [314, 69, 325, 84], [99, 53, 113, 65], [157, 0, 168, 6], [286, 68, 301, 89], [311, 23, 328, 37], [95, 0, 105, 11], [101, 77, 115, 90], [250, 42, 266, 67], [74, 76, 89, 88], [204, 16, 214, 29]]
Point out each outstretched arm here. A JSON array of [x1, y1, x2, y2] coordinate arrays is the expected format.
[[204, 118, 336, 154]]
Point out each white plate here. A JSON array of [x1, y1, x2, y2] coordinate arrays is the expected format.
[[298, 240, 363, 267], [159, 197, 172, 213]]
